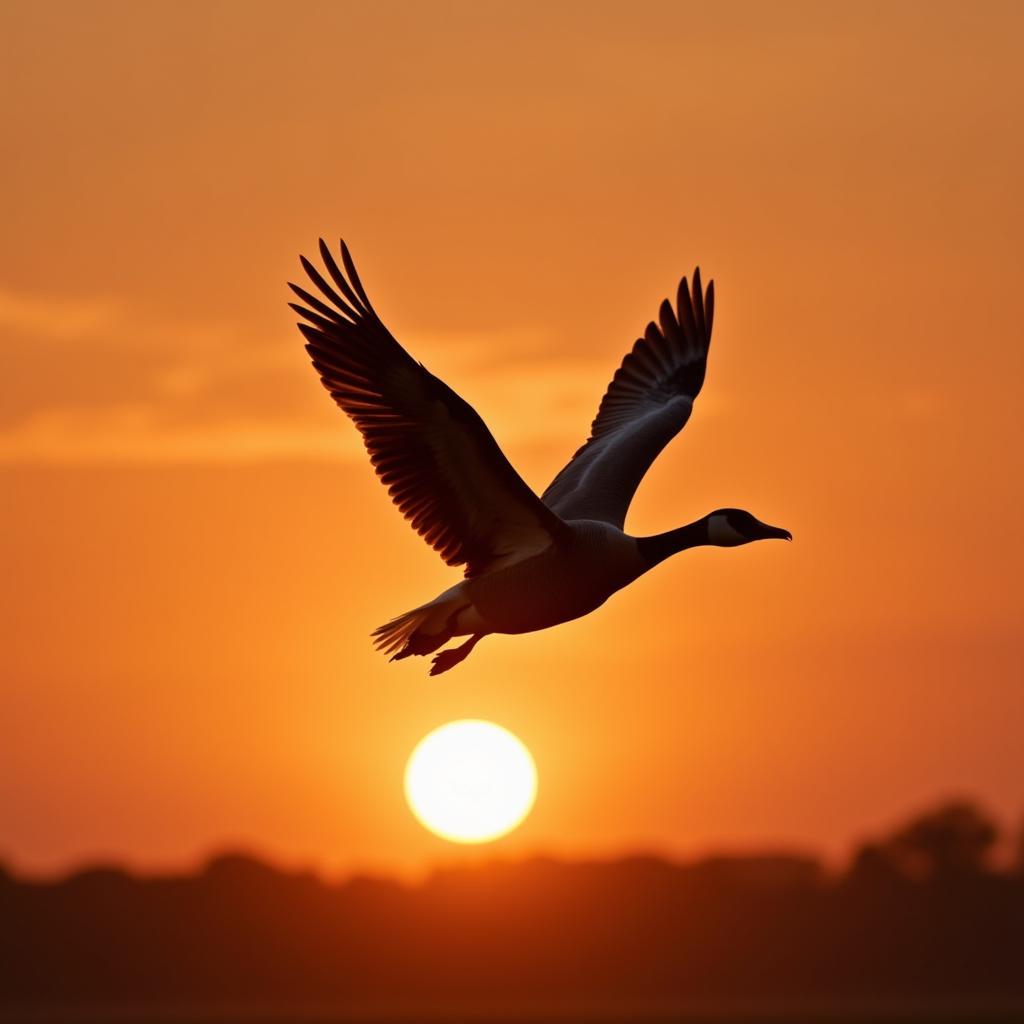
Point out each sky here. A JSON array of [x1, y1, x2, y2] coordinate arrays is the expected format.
[[1, 0, 1022, 878]]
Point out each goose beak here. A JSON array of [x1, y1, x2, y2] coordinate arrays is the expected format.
[[763, 524, 793, 542]]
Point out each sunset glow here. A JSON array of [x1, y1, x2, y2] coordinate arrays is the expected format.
[[1, 1, 1022, 881]]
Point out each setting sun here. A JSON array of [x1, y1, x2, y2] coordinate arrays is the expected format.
[[404, 721, 538, 844]]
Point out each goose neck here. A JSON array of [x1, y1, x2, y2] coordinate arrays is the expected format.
[[636, 519, 709, 566]]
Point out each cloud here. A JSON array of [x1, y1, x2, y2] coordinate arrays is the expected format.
[[0, 405, 353, 464], [0, 353, 605, 467], [0, 287, 612, 466], [0, 288, 121, 340]]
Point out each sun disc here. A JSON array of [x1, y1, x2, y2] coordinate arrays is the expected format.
[[404, 720, 537, 843]]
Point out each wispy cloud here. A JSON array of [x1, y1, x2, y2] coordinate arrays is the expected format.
[[0, 406, 353, 464], [0, 287, 615, 466], [0, 288, 120, 340]]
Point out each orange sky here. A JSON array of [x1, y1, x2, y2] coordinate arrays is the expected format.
[[2, 0, 1023, 878]]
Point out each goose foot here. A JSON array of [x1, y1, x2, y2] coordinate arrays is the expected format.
[[430, 634, 484, 676]]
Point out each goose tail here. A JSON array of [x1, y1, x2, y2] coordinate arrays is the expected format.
[[372, 606, 435, 660], [372, 590, 467, 662]]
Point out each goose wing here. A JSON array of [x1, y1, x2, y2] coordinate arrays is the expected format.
[[291, 240, 568, 578], [542, 269, 714, 528]]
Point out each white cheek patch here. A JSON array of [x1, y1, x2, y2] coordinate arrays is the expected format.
[[708, 514, 746, 546]]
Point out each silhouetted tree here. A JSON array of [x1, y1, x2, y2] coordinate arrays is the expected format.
[[1015, 813, 1024, 877], [881, 799, 999, 881], [3, 802, 1023, 1013], [847, 840, 904, 887]]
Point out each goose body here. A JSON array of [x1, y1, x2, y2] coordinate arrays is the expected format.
[[289, 240, 790, 675], [409, 519, 645, 636]]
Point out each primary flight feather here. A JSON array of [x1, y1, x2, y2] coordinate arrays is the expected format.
[[290, 240, 790, 675]]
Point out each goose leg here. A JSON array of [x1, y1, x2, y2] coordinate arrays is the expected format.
[[430, 633, 485, 676]]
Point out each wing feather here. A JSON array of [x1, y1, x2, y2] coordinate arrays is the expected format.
[[542, 269, 714, 527], [292, 240, 568, 577]]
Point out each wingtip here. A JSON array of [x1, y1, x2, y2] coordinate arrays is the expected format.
[[657, 297, 676, 334], [340, 238, 357, 270]]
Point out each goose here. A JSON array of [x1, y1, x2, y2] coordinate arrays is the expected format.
[[289, 240, 791, 676]]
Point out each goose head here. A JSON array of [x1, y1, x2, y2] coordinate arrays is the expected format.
[[706, 508, 792, 547]]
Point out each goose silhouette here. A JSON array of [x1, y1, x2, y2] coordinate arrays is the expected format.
[[289, 240, 790, 675]]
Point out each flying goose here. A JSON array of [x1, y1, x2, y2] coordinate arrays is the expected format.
[[289, 240, 791, 675]]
